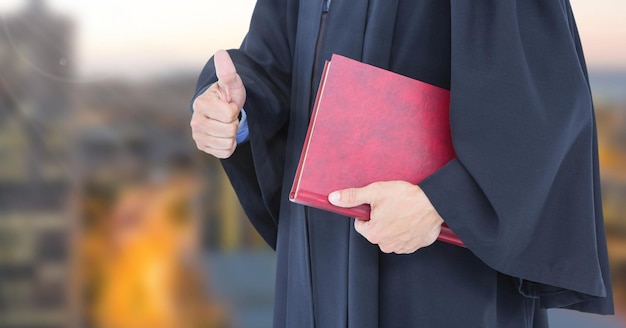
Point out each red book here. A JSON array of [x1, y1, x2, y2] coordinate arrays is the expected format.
[[289, 54, 464, 247]]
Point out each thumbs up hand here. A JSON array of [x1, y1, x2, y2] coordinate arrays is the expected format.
[[191, 50, 247, 159]]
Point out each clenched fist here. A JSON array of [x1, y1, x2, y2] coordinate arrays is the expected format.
[[191, 50, 246, 159]]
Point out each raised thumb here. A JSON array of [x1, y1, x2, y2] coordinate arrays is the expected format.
[[214, 49, 239, 103]]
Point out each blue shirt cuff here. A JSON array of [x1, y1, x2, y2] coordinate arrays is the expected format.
[[236, 109, 250, 143]]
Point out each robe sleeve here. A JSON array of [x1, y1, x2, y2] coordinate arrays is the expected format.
[[192, 0, 298, 249], [419, 0, 614, 314]]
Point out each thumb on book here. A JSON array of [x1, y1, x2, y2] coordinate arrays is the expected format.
[[329, 186, 372, 208]]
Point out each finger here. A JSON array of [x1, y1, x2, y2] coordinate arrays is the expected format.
[[194, 117, 239, 139], [200, 145, 236, 159], [196, 139, 237, 158], [196, 135, 237, 151], [214, 50, 239, 103], [354, 219, 382, 245], [379, 244, 396, 254], [328, 183, 378, 208], [354, 219, 369, 235], [193, 91, 240, 123]]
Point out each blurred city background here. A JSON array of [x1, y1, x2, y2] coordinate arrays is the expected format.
[[0, 0, 624, 327]]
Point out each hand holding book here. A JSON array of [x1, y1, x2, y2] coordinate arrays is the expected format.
[[289, 54, 464, 247], [329, 181, 445, 254]]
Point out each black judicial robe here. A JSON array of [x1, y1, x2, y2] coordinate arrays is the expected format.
[[193, 0, 614, 327]]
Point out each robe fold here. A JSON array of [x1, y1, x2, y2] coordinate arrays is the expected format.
[[193, 0, 614, 326]]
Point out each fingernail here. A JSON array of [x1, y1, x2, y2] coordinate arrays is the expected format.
[[328, 191, 340, 204]]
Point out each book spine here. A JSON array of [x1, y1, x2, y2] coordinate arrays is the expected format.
[[290, 60, 332, 201], [291, 187, 464, 246]]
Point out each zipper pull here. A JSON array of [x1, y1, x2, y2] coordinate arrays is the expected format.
[[322, 0, 331, 13]]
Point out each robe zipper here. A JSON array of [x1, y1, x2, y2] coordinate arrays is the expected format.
[[306, 5, 332, 327], [322, 0, 331, 13], [310, 0, 331, 112]]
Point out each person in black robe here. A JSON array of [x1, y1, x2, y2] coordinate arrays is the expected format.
[[190, 0, 614, 327]]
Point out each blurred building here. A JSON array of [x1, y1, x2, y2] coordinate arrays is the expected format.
[[71, 66, 260, 326], [73, 73, 267, 251], [0, 0, 77, 327], [596, 103, 626, 318]]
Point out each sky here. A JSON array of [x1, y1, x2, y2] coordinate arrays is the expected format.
[[0, 0, 625, 79], [0, 0, 257, 79]]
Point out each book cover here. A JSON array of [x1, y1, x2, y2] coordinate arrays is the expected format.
[[289, 54, 463, 247]]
